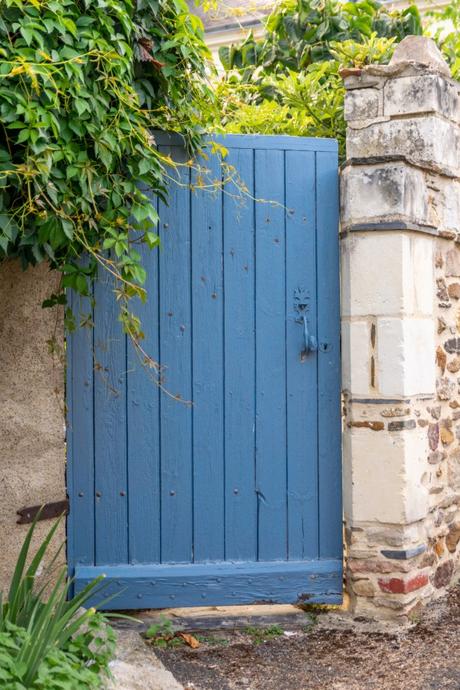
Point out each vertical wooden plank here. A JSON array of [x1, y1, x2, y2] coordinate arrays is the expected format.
[[191, 151, 225, 562], [127, 192, 161, 564], [67, 287, 95, 570], [223, 148, 257, 561], [66, 289, 75, 579], [159, 147, 193, 564], [285, 150, 319, 560], [255, 149, 287, 561], [93, 270, 128, 565], [316, 149, 342, 559]]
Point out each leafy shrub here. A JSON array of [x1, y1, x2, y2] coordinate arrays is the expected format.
[[426, 0, 460, 79], [217, 33, 396, 158], [0, 514, 116, 689], [218, 0, 421, 75], [217, 0, 460, 160], [216, 0, 427, 160], [0, 618, 113, 689]]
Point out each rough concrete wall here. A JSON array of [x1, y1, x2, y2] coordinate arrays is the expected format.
[[0, 259, 65, 593], [341, 36, 460, 621]]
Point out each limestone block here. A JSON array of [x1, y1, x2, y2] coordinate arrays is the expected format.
[[341, 233, 433, 318], [344, 88, 381, 122], [377, 318, 436, 397], [406, 234, 434, 316], [389, 36, 451, 78], [343, 72, 384, 92], [107, 630, 182, 690], [384, 74, 459, 122], [438, 178, 460, 233], [343, 166, 460, 235], [346, 116, 460, 176], [341, 163, 429, 230], [343, 425, 429, 524], [342, 319, 370, 394], [445, 248, 460, 277]]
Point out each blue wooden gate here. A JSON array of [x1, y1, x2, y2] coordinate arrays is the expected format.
[[67, 133, 342, 609]]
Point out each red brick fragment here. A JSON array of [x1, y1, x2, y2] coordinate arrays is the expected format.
[[378, 573, 428, 594]]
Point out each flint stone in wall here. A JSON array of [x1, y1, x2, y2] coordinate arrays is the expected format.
[[428, 423, 439, 451], [428, 451, 445, 464], [347, 116, 460, 177], [433, 559, 454, 588], [448, 451, 460, 490], [436, 376, 456, 400], [446, 249, 460, 277], [444, 338, 460, 354], [448, 283, 460, 300], [437, 278, 449, 302], [446, 523, 460, 552]]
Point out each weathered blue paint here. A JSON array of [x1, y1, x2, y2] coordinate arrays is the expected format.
[[316, 151, 342, 559], [285, 150, 319, 561], [154, 132, 338, 153], [75, 559, 342, 608], [67, 133, 342, 609], [223, 147, 257, 562], [66, 285, 95, 574], [127, 189, 161, 565], [158, 144, 194, 565]]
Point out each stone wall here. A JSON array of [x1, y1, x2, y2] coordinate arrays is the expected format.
[[341, 36, 460, 621], [0, 260, 65, 592]]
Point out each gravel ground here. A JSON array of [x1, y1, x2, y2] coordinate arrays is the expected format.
[[155, 587, 460, 690]]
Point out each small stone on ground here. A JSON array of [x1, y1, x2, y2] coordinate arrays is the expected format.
[[106, 629, 183, 690]]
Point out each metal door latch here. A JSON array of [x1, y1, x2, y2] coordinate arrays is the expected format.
[[293, 287, 317, 359]]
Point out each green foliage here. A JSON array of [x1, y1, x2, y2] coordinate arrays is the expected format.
[[145, 615, 183, 648], [217, 0, 419, 159], [0, 514, 116, 688], [218, 60, 344, 139], [217, 33, 395, 158], [0, 619, 113, 689], [218, 0, 421, 75], [0, 0, 212, 339], [426, 0, 460, 79], [244, 624, 284, 644], [328, 33, 396, 66], [145, 615, 176, 640], [217, 0, 424, 160], [195, 633, 229, 646]]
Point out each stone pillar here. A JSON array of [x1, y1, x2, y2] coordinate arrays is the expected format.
[[341, 36, 460, 621], [0, 260, 65, 592]]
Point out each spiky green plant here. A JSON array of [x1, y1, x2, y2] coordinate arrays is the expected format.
[[0, 512, 113, 687]]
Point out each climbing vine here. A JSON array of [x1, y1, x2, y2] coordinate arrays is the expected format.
[[0, 0, 213, 338]]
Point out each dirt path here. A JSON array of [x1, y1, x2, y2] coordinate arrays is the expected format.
[[155, 587, 460, 690]]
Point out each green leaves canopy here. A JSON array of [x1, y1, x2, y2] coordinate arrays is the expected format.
[[217, 0, 422, 159], [219, 0, 422, 75], [0, 0, 212, 332]]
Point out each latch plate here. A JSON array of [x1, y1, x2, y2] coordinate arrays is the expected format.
[[293, 286, 311, 314]]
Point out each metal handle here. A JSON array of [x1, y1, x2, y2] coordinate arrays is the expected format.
[[301, 313, 317, 357]]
